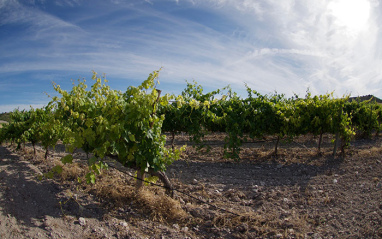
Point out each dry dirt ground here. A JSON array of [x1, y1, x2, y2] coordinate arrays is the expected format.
[[0, 134, 381, 238]]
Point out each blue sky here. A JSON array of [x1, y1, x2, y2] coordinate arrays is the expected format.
[[1, 0, 382, 113]]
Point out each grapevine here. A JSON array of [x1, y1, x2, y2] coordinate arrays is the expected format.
[[51, 70, 184, 194]]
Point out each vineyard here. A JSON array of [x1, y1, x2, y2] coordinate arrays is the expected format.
[[0, 70, 382, 238]]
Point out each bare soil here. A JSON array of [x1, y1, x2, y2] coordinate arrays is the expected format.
[[0, 134, 381, 238]]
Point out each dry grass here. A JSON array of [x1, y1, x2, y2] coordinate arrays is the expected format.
[[357, 145, 382, 158], [136, 188, 188, 222], [90, 172, 135, 207], [60, 163, 86, 181], [209, 208, 311, 237], [90, 174, 188, 222], [15, 146, 45, 161], [57, 163, 189, 223]]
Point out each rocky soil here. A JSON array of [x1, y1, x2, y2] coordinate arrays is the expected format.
[[0, 134, 381, 238]]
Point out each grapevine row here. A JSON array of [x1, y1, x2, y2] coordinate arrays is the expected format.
[[160, 82, 382, 159], [0, 70, 184, 194], [1, 70, 381, 192]]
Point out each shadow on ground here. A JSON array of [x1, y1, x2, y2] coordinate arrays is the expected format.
[[0, 146, 103, 228]]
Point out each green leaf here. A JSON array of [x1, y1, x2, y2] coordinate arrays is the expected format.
[[128, 133, 136, 142], [61, 155, 73, 164], [86, 172, 96, 184], [52, 165, 63, 174], [128, 153, 134, 160], [89, 156, 97, 165], [91, 163, 101, 175], [144, 176, 159, 186], [44, 171, 54, 179]]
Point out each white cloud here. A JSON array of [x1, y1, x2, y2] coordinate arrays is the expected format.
[[190, 0, 382, 97], [1, 0, 381, 106]]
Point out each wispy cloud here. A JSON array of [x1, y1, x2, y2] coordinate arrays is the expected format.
[[0, 0, 381, 111], [197, 0, 382, 97]]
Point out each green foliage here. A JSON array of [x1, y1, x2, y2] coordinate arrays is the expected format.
[[0, 112, 11, 122], [133, 171, 159, 186], [0, 107, 60, 162], [160, 81, 226, 148], [51, 69, 184, 183], [0, 109, 33, 148], [61, 154, 73, 164], [43, 165, 63, 179], [37, 104, 64, 159], [161, 85, 356, 158], [3, 69, 380, 181], [344, 98, 382, 138]]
